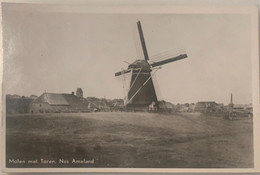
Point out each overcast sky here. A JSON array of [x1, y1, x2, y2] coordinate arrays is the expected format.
[[2, 3, 253, 104]]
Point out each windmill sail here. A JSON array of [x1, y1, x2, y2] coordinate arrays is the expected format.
[[116, 70, 132, 105], [150, 54, 187, 67], [151, 72, 163, 101], [137, 21, 149, 61]]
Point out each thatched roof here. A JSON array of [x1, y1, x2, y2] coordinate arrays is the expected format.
[[32, 93, 81, 106]]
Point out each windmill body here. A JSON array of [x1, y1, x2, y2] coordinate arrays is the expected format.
[[115, 21, 188, 111], [126, 60, 157, 109]]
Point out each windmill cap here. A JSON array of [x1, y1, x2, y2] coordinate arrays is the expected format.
[[128, 60, 150, 70]]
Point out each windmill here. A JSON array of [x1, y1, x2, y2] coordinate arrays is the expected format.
[[115, 21, 188, 111]]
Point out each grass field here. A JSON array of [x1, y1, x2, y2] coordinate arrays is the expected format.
[[6, 112, 253, 168]]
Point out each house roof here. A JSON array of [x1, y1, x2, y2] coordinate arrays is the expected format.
[[32, 93, 81, 106]]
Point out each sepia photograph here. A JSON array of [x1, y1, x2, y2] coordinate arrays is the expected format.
[[1, 2, 259, 173]]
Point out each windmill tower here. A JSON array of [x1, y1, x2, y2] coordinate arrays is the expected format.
[[115, 21, 188, 111]]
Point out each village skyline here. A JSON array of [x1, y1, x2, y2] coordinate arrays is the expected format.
[[2, 3, 253, 105], [5, 91, 251, 106]]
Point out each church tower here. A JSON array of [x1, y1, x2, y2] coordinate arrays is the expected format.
[[229, 93, 234, 108], [76, 88, 83, 98]]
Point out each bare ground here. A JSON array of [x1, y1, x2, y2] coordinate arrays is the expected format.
[[6, 112, 254, 168]]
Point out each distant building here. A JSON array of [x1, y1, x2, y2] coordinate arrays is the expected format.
[[30, 95, 38, 99], [175, 104, 187, 112], [28, 90, 89, 113], [233, 104, 253, 110], [158, 101, 175, 113], [188, 103, 196, 112], [244, 104, 253, 110], [194, 101, 222, 113]]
